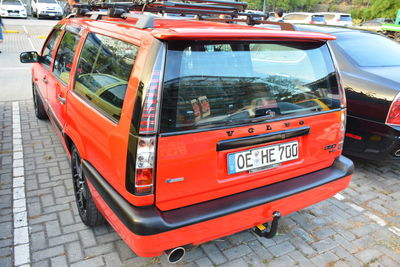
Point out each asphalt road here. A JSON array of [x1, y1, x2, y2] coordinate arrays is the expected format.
[[0, 17, 57, 102]]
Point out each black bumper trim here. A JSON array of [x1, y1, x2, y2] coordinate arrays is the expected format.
[[83, 156, 353, 236]]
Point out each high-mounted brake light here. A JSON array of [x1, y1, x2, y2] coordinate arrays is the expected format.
[[386, 93, 400, 126], [134, 47, 165, 195]]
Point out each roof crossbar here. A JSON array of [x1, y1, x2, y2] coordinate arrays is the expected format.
[[70, 0, 294, 30]]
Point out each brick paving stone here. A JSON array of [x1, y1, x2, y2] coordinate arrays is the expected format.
[[66, 241, 84, 263], [0, 256, 12, 267], [355, 248, 383, 264], [184, 247, 205, 262], [247, 240, 273, 260], [218, 258, 248, 267], [103, 252, 122, 266], [50, 255, 68, 267], [201, 243, 227, 265], [310, 251, 340, 266], [214, 239, 232, 251], [267, 255, 296, 267], [267, 241, 295, 257], [194, 257, 213, 267], [222, 244, 252, 260], [311, 238, 338, 253], [288, 250, 316, 266], [31, 245, 65, 262], [70, 256, 104, 267]]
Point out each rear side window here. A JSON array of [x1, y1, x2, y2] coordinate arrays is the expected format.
[[312, 15, 325, 22], [74, 33, 138, 121], [160, 41, 340, 133], [41, 30, 61, 69], [53, 32, 80, 83], [340, 15, 352, 21]]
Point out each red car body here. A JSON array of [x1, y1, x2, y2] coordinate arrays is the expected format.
[[24, 13, 353, 258]]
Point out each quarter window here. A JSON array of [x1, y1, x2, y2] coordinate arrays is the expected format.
[[41, 30, 61, 69], [53, 32, 81, 84], [74, 32, 138, 121]]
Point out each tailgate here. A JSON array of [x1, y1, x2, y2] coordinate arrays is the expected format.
[[155, 40, 344, 211], [156, 111, 343, 211]]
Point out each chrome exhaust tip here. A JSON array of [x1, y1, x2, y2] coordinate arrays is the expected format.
[[394, 149, 400, 157], [165, 247, 186, 264]]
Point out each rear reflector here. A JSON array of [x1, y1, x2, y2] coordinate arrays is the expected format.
[[386, 93, 400, 126], [346, 133, 362, 140]]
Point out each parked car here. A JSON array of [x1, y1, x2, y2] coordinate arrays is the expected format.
[[320, 12, 353, 27], [283, 12, 326, 24], [361, 18, 394, 27], [0, 0, 27, 18], [297, 25, 400, 160], [20, 1, 353, 262], [31, 0, 63, 19]]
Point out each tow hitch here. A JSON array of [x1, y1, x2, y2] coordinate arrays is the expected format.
[[254, 211, 281, 239]]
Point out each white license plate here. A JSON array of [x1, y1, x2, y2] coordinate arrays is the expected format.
[[49, 13, 55, 16], [227, 141, 299, 174]]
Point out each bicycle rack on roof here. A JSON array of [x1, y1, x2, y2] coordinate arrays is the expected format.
[[68, 0, 295, 30]]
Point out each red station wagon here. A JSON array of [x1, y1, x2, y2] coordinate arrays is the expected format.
[[20, 1, 353, 263]]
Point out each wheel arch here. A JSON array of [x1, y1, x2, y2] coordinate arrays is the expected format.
[[63, 126, 86, 159]]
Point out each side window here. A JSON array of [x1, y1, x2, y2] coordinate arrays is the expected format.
[[41, 30, 61, 69], [74, 32, 138, 121], [53, 32, 81, 84]]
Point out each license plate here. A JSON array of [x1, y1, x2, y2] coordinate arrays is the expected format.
[[49, 13, 55, 16], [227, 141, 299, 174]]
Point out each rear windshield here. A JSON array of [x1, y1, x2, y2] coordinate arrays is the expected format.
[[160, 41, 340, 133], [312, 15, 325, 22], [340, 15, 352, 21]]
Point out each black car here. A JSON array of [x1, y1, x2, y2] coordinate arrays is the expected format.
[[296, 25, 400, 160]]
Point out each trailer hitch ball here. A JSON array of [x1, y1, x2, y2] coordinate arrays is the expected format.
[[254, 211, 281, 239]]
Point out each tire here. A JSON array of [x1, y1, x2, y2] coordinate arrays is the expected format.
[[71, 145, 105, 226], [32, 85, 48, 120]]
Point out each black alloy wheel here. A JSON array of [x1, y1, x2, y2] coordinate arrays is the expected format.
[[71, 146, 105, 226]]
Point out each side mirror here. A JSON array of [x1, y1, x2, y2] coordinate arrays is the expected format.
[[20, 51, 39, 63]]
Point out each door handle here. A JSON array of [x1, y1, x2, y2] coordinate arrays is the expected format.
[[57, 94, 66, 105], [42, 77, 48, 84]]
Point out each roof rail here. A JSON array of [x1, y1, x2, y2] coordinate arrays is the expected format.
[[69, 1, 295, 30]]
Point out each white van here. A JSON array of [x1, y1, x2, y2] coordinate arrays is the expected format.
[[320, 12, 353, 27], [282, 12, 326, 24], [31, 0, 63, 19]]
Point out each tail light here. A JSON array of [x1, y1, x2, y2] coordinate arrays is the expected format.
[[309, 21, 315, 24], [134, 46, 165, 195], [386, 93, 400, 126], [338, 109, 346, 150], [135, 137, 156, 194]]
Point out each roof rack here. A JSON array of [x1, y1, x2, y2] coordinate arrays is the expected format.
[[69, 0, 295, 30]]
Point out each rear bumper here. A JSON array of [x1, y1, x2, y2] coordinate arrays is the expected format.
[[83, 156, 353, 256]]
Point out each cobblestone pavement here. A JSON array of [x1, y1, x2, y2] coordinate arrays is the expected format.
[[0, 100, 399, 267]]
